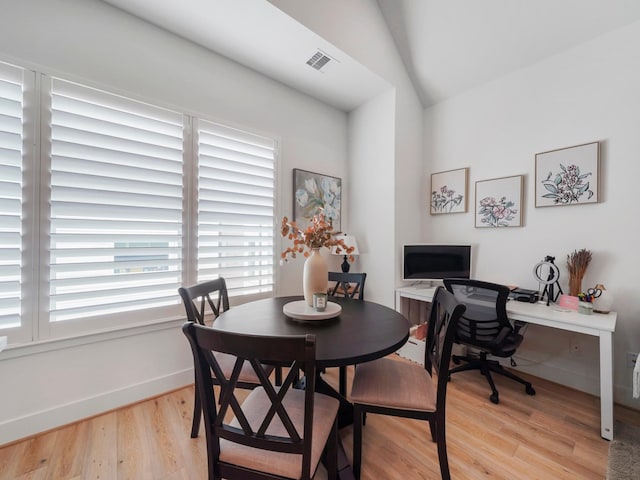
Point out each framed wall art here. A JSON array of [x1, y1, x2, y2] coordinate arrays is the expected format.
[[293, 168, 341, 231], [475, 175, 524, 228], [535, 141, 599, 207], [430, 167, 468, 214]]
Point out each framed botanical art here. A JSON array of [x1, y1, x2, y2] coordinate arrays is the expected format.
[[475, 175, 524, 228], [430, 167, 468, 214], [535, 141, 599, 207], [293, 168, 341, 231]]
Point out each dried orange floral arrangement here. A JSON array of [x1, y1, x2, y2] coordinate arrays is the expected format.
[[280, 213, 355, 262]]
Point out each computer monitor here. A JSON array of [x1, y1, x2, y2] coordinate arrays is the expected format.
[[402, 244, 472, 283]]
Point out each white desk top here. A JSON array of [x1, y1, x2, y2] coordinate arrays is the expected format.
[[396, 285, 617, 336]]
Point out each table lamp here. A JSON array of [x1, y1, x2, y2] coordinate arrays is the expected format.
[[332, 234, 359, 272]]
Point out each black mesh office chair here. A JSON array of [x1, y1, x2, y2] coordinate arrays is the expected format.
[[443, 278, 535, 404]]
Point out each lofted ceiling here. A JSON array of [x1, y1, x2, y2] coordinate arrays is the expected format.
[[102, 0, 640, 110], [377, 0, 640, 107], [100, 0, 390, 112]]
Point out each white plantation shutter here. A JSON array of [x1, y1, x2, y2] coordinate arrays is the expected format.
[[48, 77, 184, 325], [0, 64, 281, 346], [196, 120, 275, 296], [0, 63, 24, 332]]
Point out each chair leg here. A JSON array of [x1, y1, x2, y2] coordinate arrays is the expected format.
[[191, 384, 201, 438], [326, 417, 338, 480], [448, 361, 481, 376], [275, 366, 283, 386], [489, 362, 535, 393], [428, 418, 437, 442], [353, 404, 364, 480], [479, 356, 500, 404], [450, 352, 535, 402], [435, 415, 451, 480]]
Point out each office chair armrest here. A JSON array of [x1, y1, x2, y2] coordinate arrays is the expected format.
[[513, 320, 528, 335], [493, 327, 512, 345]]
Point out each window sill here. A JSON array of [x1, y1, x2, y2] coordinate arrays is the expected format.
[[0, 316, 185, 361]]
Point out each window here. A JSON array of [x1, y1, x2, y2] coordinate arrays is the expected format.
[[196, 120, 275, 297], [45, 77, 185, 335], [0, 59, 278, 345]]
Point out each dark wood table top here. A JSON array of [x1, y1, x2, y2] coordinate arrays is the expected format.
[[212, 296, 410, 369]]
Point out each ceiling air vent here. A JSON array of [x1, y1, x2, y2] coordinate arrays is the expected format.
[[306, 50, 332, 71]]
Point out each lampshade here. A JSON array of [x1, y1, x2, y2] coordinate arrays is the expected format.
[[332, 234, 359, 273], [331, 234, 359, 256]]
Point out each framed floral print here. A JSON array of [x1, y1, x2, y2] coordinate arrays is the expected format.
[[430, 167, 468, 214], [293, 168, 341, 231], [475, 175, 524, 228], [535, 141, 599, 207]]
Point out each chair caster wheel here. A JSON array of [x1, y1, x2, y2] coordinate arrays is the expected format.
[[490, 393, 499, 404], [526, 385, 536, 396]]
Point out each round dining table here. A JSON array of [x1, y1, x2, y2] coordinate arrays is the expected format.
[[212, 295, 410, 426], [212, 295, 409, 369]]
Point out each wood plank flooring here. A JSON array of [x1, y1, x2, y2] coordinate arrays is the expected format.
[[1, 358, 638, 479]]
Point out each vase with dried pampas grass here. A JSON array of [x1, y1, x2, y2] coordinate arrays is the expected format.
[[567, 248, 592, 296]]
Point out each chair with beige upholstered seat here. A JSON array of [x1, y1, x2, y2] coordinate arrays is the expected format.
[[350, 286, 466, 480], [182, 322, 339, 480], [179, 278, 281, 438]]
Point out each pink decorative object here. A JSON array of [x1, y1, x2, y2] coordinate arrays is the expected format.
[[558, 294, 579, 311]]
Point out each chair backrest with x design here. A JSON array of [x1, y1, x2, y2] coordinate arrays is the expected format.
[[328, 271, 366, 301], [182, 323, 339, 480], [179, 278, 230, 325], [179, 278, 280, 439]]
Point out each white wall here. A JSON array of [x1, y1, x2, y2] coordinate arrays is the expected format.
[[349, 91, 396, 304], [269, 0, 424, 306], [0, 0, 348, 444], [422, 20, 640, 407]]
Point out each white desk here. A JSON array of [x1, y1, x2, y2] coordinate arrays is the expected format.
[[395, 286, 617, 440]]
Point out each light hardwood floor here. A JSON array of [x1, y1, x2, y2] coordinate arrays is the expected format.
[[1, 359, 638, 480]]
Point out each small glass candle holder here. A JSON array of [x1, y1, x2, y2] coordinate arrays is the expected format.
[[313, 292, 327, 312]]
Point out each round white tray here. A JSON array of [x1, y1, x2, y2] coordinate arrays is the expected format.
[[283, 300, 342, 321]]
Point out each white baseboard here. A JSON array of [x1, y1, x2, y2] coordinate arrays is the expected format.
[[0, 368, 194, 446], [398, 342, 639, 411]]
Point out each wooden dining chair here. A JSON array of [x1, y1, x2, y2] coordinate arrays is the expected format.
[[328, 271, 366, 301], [178, 278, 281, 438], [182, 323, 339, 480], [350, 286, 466, 480], [327, 271, 367, 396]]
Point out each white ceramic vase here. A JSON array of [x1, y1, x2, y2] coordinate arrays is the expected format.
[[593, 285, 613, 314], [303, 248, 328, 306]]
